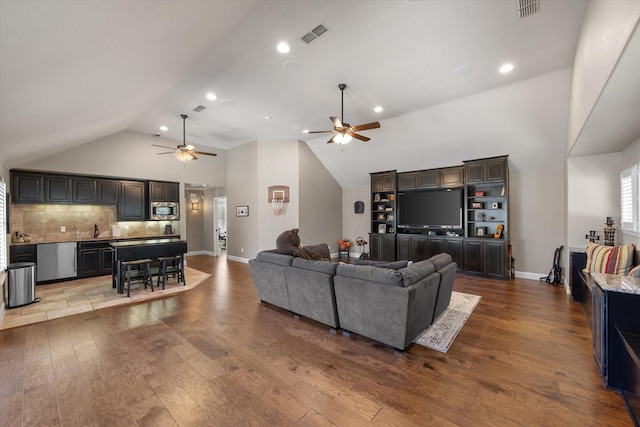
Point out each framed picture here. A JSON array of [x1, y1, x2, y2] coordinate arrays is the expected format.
[[374, 193, 381, 202], [377, 213, 386, 220], [476, 227, 486, 236], [378, 224, 386, 234], [387, 214, 394, 221], [236, 205, 249, 217], [471, 202, 483, 209]]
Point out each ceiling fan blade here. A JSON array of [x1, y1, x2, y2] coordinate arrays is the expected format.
[[306, 130, 335, 134], [326, 135, 337, 144], [152, 144, 178, 150], [156, 151, 175, 155], [352, 121, 381, 132], [193, 151, 217, 157], [330, 117, 343, 129], [349, 132, 371, 142], [190, 152, 198, 160]]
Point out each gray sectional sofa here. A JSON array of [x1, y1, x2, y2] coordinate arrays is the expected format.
[[248, 247, 456, 350]]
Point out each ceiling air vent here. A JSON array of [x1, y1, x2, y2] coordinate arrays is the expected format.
[[516, 0, 539, 19], [300, 24, 330, 44], [193, 105, 206, 112]]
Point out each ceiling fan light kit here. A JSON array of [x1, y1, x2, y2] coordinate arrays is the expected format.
[[152, 114, 217, 162], [306, 83, 381, 145]]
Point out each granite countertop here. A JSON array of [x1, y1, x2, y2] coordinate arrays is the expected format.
[[110, 238, 185, 247], [11, 234, 181, 246], [591, 272, 640, 295]]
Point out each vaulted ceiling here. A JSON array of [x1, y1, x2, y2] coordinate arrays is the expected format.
[[0, 0, 594, 180]]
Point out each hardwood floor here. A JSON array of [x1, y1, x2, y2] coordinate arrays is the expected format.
[[0, 254, 632, 426]]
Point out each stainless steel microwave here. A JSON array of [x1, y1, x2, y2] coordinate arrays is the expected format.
[[150, 202, 179, 220]]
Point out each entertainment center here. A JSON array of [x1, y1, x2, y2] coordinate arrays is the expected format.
[[370, 155, 509, 279]]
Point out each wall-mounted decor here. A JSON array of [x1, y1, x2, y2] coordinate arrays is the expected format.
[[354, 201, 364, 214], [236, 206, 249, 217], [268, 185, 289, 215]]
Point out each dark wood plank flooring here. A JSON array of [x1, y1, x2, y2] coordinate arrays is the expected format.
[[0, 254, 632, 426]]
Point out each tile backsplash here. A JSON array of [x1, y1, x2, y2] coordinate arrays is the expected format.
[[10, 204, 179, 243]]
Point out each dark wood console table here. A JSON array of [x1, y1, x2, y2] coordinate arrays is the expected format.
[[110, 238, 187, 293]]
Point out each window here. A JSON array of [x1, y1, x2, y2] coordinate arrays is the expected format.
[[0, 178, 5, 271], [621, 165, 639, 232]]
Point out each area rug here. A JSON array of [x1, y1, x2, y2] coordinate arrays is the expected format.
[[413, 291, 481, 353], [0, 266, 212, 330]]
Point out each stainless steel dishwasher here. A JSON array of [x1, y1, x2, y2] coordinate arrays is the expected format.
[[36, 242, 77, 282]]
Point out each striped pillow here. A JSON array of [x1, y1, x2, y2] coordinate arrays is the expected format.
[[584, 242, 636, 275]]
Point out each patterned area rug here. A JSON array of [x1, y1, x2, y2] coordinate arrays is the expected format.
[[413, 291, 481, 353]]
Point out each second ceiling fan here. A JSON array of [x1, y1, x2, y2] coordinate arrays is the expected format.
[[306, 83, 381, 144]]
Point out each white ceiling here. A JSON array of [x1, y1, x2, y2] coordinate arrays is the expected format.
[[0, 0, 593, 173]]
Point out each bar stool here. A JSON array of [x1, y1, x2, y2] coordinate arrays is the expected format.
[[120, 258, 154, 297], [157, 255, 185, 289]]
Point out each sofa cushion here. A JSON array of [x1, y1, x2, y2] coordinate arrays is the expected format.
[[256, 250, 294, 266], [354, 259, 409, 270], [399, 259, 436, 287], [428, 253, 453, 271], [629, 265, 640, 277], [336, 263, 403, 287], [584, 242, 635, 275], [291, 257, 337, 275]]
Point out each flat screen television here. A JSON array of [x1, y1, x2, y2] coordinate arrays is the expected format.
[[397, 188, 463, 229]]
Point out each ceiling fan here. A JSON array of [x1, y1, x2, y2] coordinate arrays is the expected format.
[[305, 83, 381, 144], [152, 114, 217, 161]]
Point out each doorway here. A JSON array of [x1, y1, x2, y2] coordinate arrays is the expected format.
[[214, 197, 227, 256]]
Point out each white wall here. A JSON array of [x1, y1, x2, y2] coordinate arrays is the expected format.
[[342, 187, 370, 258], [566, 0, 640, 153], [567, 153, 621, 249], [256, 140, 300, 253]]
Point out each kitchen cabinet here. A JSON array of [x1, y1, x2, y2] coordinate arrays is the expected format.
[[72, 178, 97, 203], [44, 176, 72, 203], [149, 181, 180, 202], [10, 244, 37, 263], [11, 171, 44, 203], [118, 180, 147, 221], [77, 241, 113, 278], [96, 179, 119, 204]]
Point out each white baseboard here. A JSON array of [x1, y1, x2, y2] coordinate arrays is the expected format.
[[227, 255, 250, 264], [185, 250, 215, 257]]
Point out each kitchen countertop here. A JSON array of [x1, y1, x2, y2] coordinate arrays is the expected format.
[[11, 234, 181, 246], [591, 272, 640, 295]]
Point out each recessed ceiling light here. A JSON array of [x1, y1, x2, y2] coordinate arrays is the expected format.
[[499, 63, 514, 74], [282, 60, 301, 71], [302, 129, 310, 134], [451, 65, 471, 76], [374, 106, 383, 113], [206, 92, 217, 101], [159, 126, 168, 131], [264, 115, 272, 120], [277, 42, 290, 53]]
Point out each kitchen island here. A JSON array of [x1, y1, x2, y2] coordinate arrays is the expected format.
[[110, 238, 187, 293]]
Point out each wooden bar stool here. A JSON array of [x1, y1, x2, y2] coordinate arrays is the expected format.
[[120, 258, 154, 297], [157, 255, 186, 289]]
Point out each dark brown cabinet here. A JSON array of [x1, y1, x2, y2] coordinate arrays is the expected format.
[[149, 181, 180, 202], [464, 157, 507, 184], [397, 169, 443, 190], [44, 176, 72, 203], [96, 179, 118, 204], [371, 171, 396, 192], [77, 241, 113, 278], [11, 172, 44, 203], [72, 178, 97, 203], [370, 233, 396, 261], [397, 172, 418, 190], [118, 180, 147, 221], [463, 239, 506, 279], [9, 244, 37, 263], [396, 234, 428, 261], [440, 167, 464, 187]]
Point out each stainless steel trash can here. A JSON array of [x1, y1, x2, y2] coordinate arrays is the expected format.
[[6, 262, 38, 308]]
